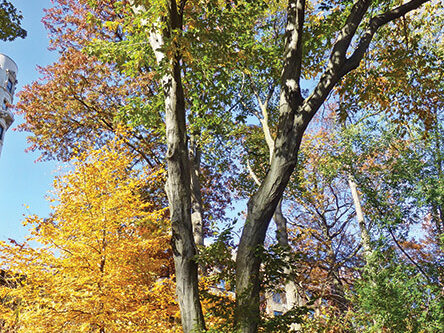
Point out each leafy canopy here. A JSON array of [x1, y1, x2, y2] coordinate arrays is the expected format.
[[0, 140, 180, 332]]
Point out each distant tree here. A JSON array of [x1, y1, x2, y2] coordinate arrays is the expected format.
[[0, 0, 26, 41]]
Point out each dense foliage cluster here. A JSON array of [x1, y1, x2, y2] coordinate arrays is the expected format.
[[0, 0, 26, 41]]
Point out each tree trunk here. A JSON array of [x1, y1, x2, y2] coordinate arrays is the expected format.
[[274, 200, 303, 330], [189, 136, 205, 247], [235, 2, 307, 331], [146, 1, 205, 331], [164, 61, 205, 333], [326, 247, 348, 312], [234, 0, 429, 329], [347, 173, 372, 257], [235, 117, 306, 333], [432, 204, 443, 246], [431, 112, 443, 244]]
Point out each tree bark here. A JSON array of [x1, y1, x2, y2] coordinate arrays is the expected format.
[[189, 136, 205, 247], [145, 1, 205, 331], [431, 110, 443, 244], [235, 2, 306, 331], [274, 200, 303, 330], [347, 173, 372, 257], [164, 60, 205, 333]]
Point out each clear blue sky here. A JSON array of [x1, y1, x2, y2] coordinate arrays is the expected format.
[[0, 0, 59, 241]]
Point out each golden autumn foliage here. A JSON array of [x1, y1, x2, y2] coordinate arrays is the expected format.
[[0, 141, 181, 332]]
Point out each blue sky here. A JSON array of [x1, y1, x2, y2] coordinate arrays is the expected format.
[[0, 0, 59, 241]]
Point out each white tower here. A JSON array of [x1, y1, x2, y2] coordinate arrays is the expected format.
[[0, 53, 18, 158]]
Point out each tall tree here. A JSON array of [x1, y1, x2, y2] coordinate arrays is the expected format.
[[144, 1, 206, 330], [234, 1, 431, 332]]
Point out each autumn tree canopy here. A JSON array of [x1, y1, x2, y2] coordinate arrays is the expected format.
[[0, 141, 179, 332], [6, 0, 444, 332]]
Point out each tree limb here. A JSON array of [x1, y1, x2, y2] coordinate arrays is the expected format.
[[343, 0, 431, 74], [301, 0, 371, 119], [282, 0, 306, 96], [247, 159, 262, 186]]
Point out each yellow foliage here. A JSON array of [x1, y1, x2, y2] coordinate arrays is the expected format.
[[0, 140, 181, 332]]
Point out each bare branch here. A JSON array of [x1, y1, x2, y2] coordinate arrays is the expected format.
[[388, 227, 435, 285], [259, 118, 275, 163], [247, 75, 276, 162], [247, 74, 265, 109], [331, 219, 351, 239], [247, 159, 262, 186]]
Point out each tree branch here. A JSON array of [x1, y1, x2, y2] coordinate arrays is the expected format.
[[281, 0, 305, 102], [388, 226, 435, 285], [247, 159, 262, 186], [330, 0, 372, 68], [247, 76, 276, 162], [343, 0, 430, 74], [300, 0, 430, 126], [301, 0, 371, 119]]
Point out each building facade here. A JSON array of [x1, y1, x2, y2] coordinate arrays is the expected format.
[[0, 53, 18, 158]]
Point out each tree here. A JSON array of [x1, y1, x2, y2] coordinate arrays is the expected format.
[[0, 0, 26, 41], [18, 1, 439, 332], [352, 247, 443, 332], [18, 0, 233, 247], [0, 141, 180, 332], [139, 1, 432, 332], [234, 1, 433, 329], [17, 1, 161, 164]]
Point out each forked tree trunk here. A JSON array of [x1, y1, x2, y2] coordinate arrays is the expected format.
[[235, 121, 306, 333], [235, 1, 306, 331], [235, 0, 428, 331]]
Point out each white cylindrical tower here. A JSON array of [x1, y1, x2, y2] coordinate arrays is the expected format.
[[0, 53, 18, 158]]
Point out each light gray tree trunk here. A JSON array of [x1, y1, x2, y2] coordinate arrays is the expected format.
[[347, 173, 373, 257], [145, 1, 206, 331], [189, 136, 205, 247], [274, 200, 303, 330], [431, 113, 443, 244]]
